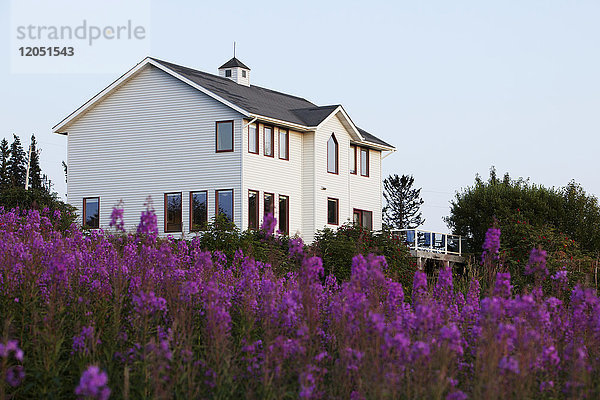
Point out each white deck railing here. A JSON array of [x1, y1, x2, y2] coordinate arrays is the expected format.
[[391, 229, 463, 256]]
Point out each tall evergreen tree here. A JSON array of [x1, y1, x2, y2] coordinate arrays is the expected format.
[[7, 134, 27, 189], [0, 138, 10, 191], [383, 174, 425, 229], [28, 134, 43, 190]]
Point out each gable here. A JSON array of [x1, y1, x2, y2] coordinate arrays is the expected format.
[[53, 60, 247, 134], [66, 64, 243, 136]]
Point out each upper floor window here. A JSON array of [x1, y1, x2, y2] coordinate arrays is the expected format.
[[279, 128, 289, 160], [165, 192, 182, 233], [190, 191, 208, 231], [242, 70, 247, 78], [225, 69, 232, 77], [360, 147, 369, 177], [216, 189, 234, 222], [248, 190, 259, 230], [248, 123, 258, 154], [327, 134, 338, 174], [264, 125, 274, 157], [349, 145, 357, 174], [83, 197, 99, 229], [327, 198, 339, 225], [216, 121, 234, 152]]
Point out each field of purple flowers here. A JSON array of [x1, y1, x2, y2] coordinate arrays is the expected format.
[[1, 206, 599, 399]]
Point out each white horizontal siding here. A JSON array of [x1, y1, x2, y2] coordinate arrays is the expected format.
[[242, 123, 303, 236], [350, 148, 383, 230], [67, 64, 243, 236], [314, 114, 352, 231], [301, 132, 315, 243]]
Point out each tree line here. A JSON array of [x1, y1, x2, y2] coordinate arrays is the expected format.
[[0, 134, 51, 193], [0, 134, 75, 226], [382, 168, 600, 257]]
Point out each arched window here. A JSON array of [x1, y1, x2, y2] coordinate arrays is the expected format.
[[327, 134, 338, 174]]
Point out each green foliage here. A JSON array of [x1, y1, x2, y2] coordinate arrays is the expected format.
[[499, 212, 594, 293], [311, 223, 415, 288], [0, 187, 76, 230], [383, 174, 424, 229], [27, 135, 43, 190], [0, 138, 10, 190], [7, 135, 26, 189], [445, 167, 600, 255], [194, 214, 293, 273]]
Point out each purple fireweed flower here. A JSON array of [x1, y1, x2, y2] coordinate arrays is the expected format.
[[109, 204, 125, 232], [6, 365, 25, 387], [481, 226, 501, 263], [498, 356, 520, 374], [350, 391, 366, 400], [412, 271, 428, 299], [289, 237, 304, 258], [434, 266, 453, 304], [260, 212, 277, 237], [299, 370, 317, 399], [74, 365, 110, 400], [539, 345, 560, 368], [540, 381, 554, 392], [137, 197, 158, 236], [72, 325, 100, 355], [439, 324, 464, 356], [0, 340, 23, 362], [493, 272, 512, 298], [525, 247, 548, 278], [411, 341, 431, 361], [132, 291, 167, 316], [446, 390, 468, 400]]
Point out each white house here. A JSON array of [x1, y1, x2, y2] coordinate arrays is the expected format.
[[53, 56, 395, 242]]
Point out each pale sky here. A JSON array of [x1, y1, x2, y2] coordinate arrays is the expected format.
[[2, 0, 599, 232]]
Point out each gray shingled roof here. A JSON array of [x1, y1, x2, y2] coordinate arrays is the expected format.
[[219, 57, 250, 70], [150, 58, 394, 149]]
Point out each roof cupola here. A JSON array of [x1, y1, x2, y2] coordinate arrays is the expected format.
[[218, 57, 250, 86]]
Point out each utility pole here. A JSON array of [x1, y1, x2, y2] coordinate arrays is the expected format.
[[24, 143, 32, 190]]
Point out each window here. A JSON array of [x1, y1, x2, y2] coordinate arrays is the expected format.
[[350, 145, 357, 174], [164, 193, 182, 232], [216, 121, 234, 152], [242, 70, 247, 78], [264, 125, 274, 157], [353, 209, 373, 231], [248, 122, 258, 154], [264, 192, 274, 217], [327, 198, 339, 225], [83, 197, 99, 229], [327, 134, 338, 174], [225, 69, 232, 77], [190, 191, 208, 231], [279, 195, 289, 235], [360, 147, 369, 177], [216, 189, 234, 222], [279, 128, 289, 160], [248, 190, 259, 230]]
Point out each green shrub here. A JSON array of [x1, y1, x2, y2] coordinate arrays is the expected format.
[[311, 223, 415, 288], [0, 187, 76, 230]]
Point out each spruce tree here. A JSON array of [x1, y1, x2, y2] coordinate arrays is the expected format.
[[7, 134, 27, 189], [383, 174, 425, 229], [28, 134, 43, 190], [0, 138, 10, 191]]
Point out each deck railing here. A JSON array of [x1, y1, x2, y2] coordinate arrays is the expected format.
[[392, 229, 463, 256]]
